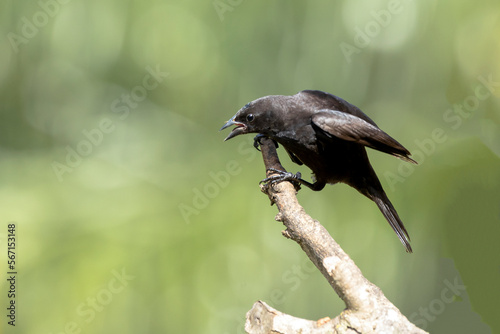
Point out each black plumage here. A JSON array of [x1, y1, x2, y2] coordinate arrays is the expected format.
[[220, 90, 416, 252]]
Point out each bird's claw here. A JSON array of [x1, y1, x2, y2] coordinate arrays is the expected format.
[[260, 168, 302, 190], [253, 134, 264, 151], [253, 134, 279, 151]]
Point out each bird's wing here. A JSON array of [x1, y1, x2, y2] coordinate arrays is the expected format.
[[311, 109, 417, 163], [299, 90, 378, 126]]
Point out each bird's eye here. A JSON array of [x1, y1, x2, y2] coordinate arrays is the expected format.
[[246, 114, 254, 122]]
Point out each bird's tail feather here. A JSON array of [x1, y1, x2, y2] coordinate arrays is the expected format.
[[372, 194, 412, 253], [346, 156, 413, 252]]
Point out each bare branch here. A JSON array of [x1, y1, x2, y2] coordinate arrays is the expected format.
[[245, 301, 336, 334], [245, 137, 427, 334]]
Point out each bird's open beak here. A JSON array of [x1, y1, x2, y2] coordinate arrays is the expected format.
[[220, 116, 247, 141]]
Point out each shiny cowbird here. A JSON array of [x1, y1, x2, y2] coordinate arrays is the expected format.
[[220, 90, 416, 252]]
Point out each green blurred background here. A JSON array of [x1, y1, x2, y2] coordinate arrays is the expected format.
[[1, 0, 499, 333]]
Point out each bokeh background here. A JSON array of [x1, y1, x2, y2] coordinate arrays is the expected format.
[[1, 0, 499, 333]]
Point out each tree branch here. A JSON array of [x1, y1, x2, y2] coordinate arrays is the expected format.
[[245, 137, 427, 334]]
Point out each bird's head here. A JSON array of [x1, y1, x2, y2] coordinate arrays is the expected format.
[[220, 96, 283, 141]]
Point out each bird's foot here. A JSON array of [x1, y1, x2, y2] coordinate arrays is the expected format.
[[260, 168, 302, 191], [253, 134, 278, 151]]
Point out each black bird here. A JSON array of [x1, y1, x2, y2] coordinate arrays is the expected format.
[[220, 90, 417, 253]]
